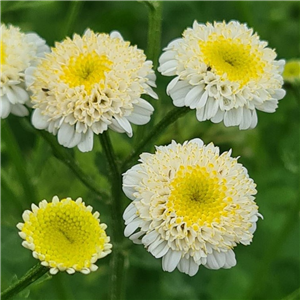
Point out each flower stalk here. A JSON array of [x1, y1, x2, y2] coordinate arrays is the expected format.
[[1, 264, 49, 300], [122, 106, 190, 171], [99, 132, 125, 300]]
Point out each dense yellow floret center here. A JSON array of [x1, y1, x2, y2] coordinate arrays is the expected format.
[[60, 51, 112, 94], [199, 34, 265, 87], [1, 41, 6, 65], [167, 165, 231, 230], [22, 199, 107, 269]]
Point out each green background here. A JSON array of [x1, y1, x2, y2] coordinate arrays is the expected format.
[[1, 1, 299, 300]]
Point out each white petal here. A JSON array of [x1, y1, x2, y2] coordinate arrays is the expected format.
[[68, 130, 82, 148], [184, 85, 205, 108], [211, 108, 224, 124], [114, 116, 133, 137], [196, 90, 209, 109], [177, 257, 199, 276], [204, 97, 219, 120], [250, 109, 258, 128], [124, 219, 141, 237], [166, 76, 180, 94], [127, 99, 154, 125], [169, 81, 192, 107], [10, 104, 29, 117], [205, 252, 221, 270], [25, 67, 37, 87], [11, 86, 29, 104], [123, 203, 137, 221], [158, 60, 178, 76], [272, 88, 285, 100], [239, 108, 252, 130], [129, 231, 144, 244], [110, 31, 123, 40], [224, 108, 243, 127], [77, 128, 94, 152], [256, 100, 278, 113], [0, 96, 11, 118], [31, 108, 49, 130], [149, 241, 169, 258], [189, 138, 204, 147], [196, 107, 205, 121], [162, 249, 181, 272], [142, 230, 159, 247], [159, 50, 176, 65], [223, 249, 237, 269], [57, 123, 76, 147]]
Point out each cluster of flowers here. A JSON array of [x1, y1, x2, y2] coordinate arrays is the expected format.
[[1, 21, 286, 276]]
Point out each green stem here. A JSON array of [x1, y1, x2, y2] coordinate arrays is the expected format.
[[38, 130, 108, 201], [122, 106, 190, 171], [99, 132, 125, 300], [1, 264, 49, 300], [64, 1, 83, 37], [146, 0, 162, 69]]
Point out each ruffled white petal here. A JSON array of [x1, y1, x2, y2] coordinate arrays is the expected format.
[[77, 128, 94, 152], [0, 96, 12, 118], [31, 108, 49, 129], [162, 249, 181, 272]]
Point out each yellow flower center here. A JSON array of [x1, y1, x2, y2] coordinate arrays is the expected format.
[[199, 34, 265, 87], [1, 41, 6, 65], [22, 199, 107, 270], [60, 51, 112, 94], [167, 165, 231, 230]]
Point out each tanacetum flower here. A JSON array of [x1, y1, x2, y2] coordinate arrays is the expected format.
[[123, 139, 261, 276], [27, 29, 157, 152], [158, 21, 286, 129], [0, 24, 49, 119], [283, 59, 300, 84], [17, 196, 112, 275]]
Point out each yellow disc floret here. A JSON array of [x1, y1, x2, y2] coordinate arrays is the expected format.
[[17, 196, 112, 275], [60, 52, 113, 94], [167, 165, 229, 228], [199, 34, 265, 87]]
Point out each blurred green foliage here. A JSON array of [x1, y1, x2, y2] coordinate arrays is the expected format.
[[1, 1, 300, 300]]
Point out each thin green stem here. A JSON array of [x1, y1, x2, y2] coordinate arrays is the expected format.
[[64, 1, 83, 37], [1, 264, 49, 300], [38, 129, 108, 201], [99, 132, 125, 300], [122, 106, 190, 171], [146, 1, 162, 69]]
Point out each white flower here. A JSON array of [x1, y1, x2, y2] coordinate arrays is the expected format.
[[0, 24, 49, 119], [27, 29, 157, 152], [123, 139, 261, 276], [17, 196, 112, 275], [158, 21, 286, 129]]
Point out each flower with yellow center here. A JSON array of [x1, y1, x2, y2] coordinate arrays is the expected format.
[[27, 29, 157, 152], [17, 196, 112, 275], [158, 21, 286, 129], [122, 139, 261, 276], [283, 59, 300, 84], [0, 24, 49, 118]]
